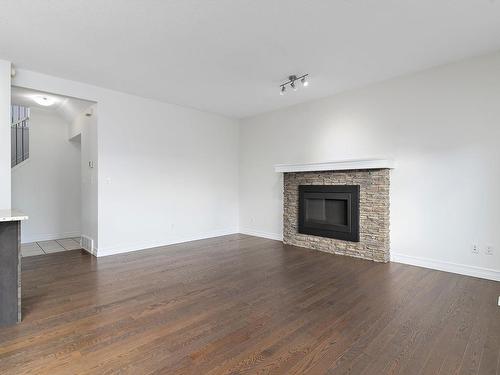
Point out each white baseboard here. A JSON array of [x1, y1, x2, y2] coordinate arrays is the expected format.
[[239, 228, 282, 241], [236, 232, 499, 282], [97, 228, 239, 257], [391, 252, 500, 282], [21, 231, 81, 244], [83, 227, 500, 282]]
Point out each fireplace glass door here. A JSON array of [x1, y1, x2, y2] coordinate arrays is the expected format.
[[298, 185, 360, 241]]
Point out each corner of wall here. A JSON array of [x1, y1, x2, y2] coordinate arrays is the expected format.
[[0, 60, 12, 209]]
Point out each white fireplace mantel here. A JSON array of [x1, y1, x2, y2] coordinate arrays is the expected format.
[[274, 159, 395, 173]]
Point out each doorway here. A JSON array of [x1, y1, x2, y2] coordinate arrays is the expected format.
[[10, 86, 97, 257]]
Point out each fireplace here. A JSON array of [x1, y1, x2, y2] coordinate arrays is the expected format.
[[279, 161, 392, 262], [298, 185, 360, 242]]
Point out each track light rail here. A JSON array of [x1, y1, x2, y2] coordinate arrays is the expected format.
[[280, 73, 309, 95]]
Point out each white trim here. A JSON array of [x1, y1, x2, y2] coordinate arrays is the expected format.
[[239, 228, 283, 241], [274, 158, 395, 173], [391, 252, 500, 282], [21, 231, 80, 244], [97, 228, 239, 257], [11, 158, 31, 172]]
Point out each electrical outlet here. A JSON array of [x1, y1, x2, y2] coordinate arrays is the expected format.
[[471, 244, 479, 254], [485, 245, 494, 256]]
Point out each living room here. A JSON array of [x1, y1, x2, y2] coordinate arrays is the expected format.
[[0, 1, 498, 374]]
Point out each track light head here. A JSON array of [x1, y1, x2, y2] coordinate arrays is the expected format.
[[279, 73, 309, 95]]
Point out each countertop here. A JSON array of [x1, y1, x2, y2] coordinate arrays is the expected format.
[[0, 209, 29, 222]]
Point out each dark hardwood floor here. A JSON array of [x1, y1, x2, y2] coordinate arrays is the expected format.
[[0, 234, 498, 374]]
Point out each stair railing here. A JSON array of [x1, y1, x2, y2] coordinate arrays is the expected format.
[[11, 105, 30, 168]]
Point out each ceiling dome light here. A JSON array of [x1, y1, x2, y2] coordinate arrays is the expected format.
[[280, 86, 286, 96], [301, 76, 309, 87], [33, 95, 57, 107]]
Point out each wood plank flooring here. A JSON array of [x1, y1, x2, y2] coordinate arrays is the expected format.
[[0, 234, 498, 374]]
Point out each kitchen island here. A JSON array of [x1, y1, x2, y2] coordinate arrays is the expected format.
[[0, 209, 28, 326]]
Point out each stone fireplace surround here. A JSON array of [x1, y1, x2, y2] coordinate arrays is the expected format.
[[275, 160, 394, 262]]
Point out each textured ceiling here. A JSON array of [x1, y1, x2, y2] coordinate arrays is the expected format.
[[11, 86, 94, 124], [2, 0, 500, 118]]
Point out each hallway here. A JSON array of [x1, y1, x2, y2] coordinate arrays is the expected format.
[[20, 237, 81, 257]]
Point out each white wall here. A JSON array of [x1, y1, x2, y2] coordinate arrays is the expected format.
[[239, 52, 500, 278], [97, 94, 239, 256], [11, 108, 81, 243], [68, 112, 83, 140], [0, 61, 11, 208], [5, 54, 498, 279], [11, 68, 240, 255], [73, 106, 98, 252]]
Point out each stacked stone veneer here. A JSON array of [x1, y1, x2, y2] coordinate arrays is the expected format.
[[283, 169, 390, 262]]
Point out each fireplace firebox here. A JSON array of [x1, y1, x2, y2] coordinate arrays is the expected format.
[[298, 185, 360, 242]]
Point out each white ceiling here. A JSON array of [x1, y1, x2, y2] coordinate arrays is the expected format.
[[1, 0, 500, 118], [11, 86, 94, 124]]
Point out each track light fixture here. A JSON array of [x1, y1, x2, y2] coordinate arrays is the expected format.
[[279, 74, 309, 95]]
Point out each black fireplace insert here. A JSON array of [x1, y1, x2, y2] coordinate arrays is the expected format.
[[298, 185, 360, 242]]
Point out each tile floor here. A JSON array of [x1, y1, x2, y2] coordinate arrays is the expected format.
[[21, 237, 81, 257]]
